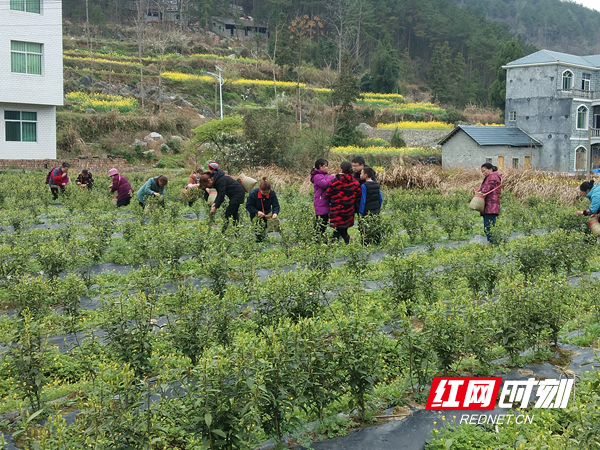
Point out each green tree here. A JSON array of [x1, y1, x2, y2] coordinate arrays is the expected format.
[[428, 41, 452, 104], [451, 51, 469, 107], [489, 39, 524, 113], [243, 109, 292, 166], [331, 53, 361, 147], [369, 40, 401, 93]]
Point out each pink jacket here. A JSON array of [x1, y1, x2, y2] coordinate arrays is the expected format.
[[479, 172, 502, 215], [310, 169, 334, 216]]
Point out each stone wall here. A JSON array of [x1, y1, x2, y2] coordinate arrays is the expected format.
[[0, 157, 135, 173], [357, 123, 448, 148]]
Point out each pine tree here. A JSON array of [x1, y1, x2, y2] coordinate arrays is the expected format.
[[489, 40, 524, 113], [369, 40, 401, 93], [331, 54, 361, 147], [428, 41, 453, 104]]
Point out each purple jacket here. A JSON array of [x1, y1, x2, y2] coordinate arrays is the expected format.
[[310, 169, 334, 216], [479, 172, 502, 215], [110, 174, 133, 202]]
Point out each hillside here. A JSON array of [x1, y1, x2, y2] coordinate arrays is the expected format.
[[457, 0, 600, 54]]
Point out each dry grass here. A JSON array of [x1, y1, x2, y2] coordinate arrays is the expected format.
[[241, 163, 586, 205], [461, 104, 503, 125]]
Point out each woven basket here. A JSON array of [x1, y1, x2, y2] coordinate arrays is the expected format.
[[469, 192, 485, 213], [264, 213, 281, 232], [588, 215, 600, 236], [238, 175, 258, 193], [206, 188, 217, 204]]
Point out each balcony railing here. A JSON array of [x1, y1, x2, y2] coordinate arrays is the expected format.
[[556, 89, 598, 100], [593, 127, 600, 138]]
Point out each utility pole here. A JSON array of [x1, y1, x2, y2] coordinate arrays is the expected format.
[[204, 66, 224, 120]]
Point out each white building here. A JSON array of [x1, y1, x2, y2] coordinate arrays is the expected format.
[[1, 0, 63, 159]]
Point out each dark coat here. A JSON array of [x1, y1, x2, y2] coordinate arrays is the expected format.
[[208, 169, 246, 208], [326, 173, 361, 228], [76, 172, 94, 187], [246, 188, 280, 220], [110, 174, 133, 201]]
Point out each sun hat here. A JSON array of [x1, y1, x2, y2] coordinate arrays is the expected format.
[[108, 168, 118, 176]]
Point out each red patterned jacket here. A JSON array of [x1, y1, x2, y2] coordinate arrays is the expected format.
[[479, 171, 502, 215], [326, 173, 361, 228]]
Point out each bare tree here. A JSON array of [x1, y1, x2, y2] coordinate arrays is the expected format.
[[325, 0, 355, 72], [261, 14, 287, 118], [351, 0, 366, 61], [85, 0, 95, 94], [147, 13, 171, 112], [134, 0, 148, 110]]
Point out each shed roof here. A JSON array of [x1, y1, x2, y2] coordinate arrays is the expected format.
[[505, 49, 600, 69], [438, 125, 542, 147]]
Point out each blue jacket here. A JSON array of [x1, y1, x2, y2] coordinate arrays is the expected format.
[[137, 177, 164, 204], [584, 184, 600, 215], [359, 181, 383, 216]]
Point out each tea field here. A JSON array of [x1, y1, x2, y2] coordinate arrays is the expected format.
[[1, 169, 600, 449]]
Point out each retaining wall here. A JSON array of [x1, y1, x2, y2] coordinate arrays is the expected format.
[[357, 123, 449, 148]]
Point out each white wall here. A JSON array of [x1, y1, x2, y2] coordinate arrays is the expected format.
[[0, 0, 63, 106], [0, 103, 56, 159]]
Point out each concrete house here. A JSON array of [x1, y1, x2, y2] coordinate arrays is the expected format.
[[1, 0, 63, 159], [503, 50, 600, 172], [441, 49, 600, 172], [211, 17, 268, 39], [439, 125, 542, 170]]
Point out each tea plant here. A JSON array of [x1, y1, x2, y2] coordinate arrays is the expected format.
[[2, 309, 49, 411], [336, 313, 384, 422], [165, 286, 234, 366], [423, 303, 467, 375], [101, 292, 157, 378]]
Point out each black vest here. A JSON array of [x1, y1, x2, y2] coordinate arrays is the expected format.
[[364, 181, 381, 214]]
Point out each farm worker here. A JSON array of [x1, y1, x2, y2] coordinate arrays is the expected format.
[[187, 167, 203, 188], [577, 180, 600, 216], [108, 168, 133, 208], [351, 156, 366, 185], [199, 170, 246, 231], [310, 158, 335, 239], [185, 167, 203, 207], [246, 177, 281, 242], [47, 162, 70, 200], [76, 169, 94, 190], [137, 175, 168, 208], [358, 166, 383, 244], [479, 162, 502, 245], [326, 161, 362, 244], [358, 167, 383, 216]]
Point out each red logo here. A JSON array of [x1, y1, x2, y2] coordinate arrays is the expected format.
[[426, 377, 502, 410]]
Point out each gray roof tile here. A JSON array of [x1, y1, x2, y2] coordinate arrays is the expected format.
[[506, 49, 600, 68], [439, 125, 542, 147]]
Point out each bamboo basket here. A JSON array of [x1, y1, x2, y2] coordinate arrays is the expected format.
[[588, 215, 600, 236], [238, 174, 258, 193], [206, 188, 217, 204], [469, 192, 485, 213], [264, 213, 281, 232]]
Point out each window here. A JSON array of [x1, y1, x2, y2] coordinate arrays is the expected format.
[[582, 73, 591, 91], [10, 41, 42, 75], [5, 111, 37, 142], [485, 157, 492, 164], [10, 0, 40, 13], [512, 158, 519, 168], [508, 111, 517, 121], [562, 70, 573, 90], [577, 105, 589, 130]]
